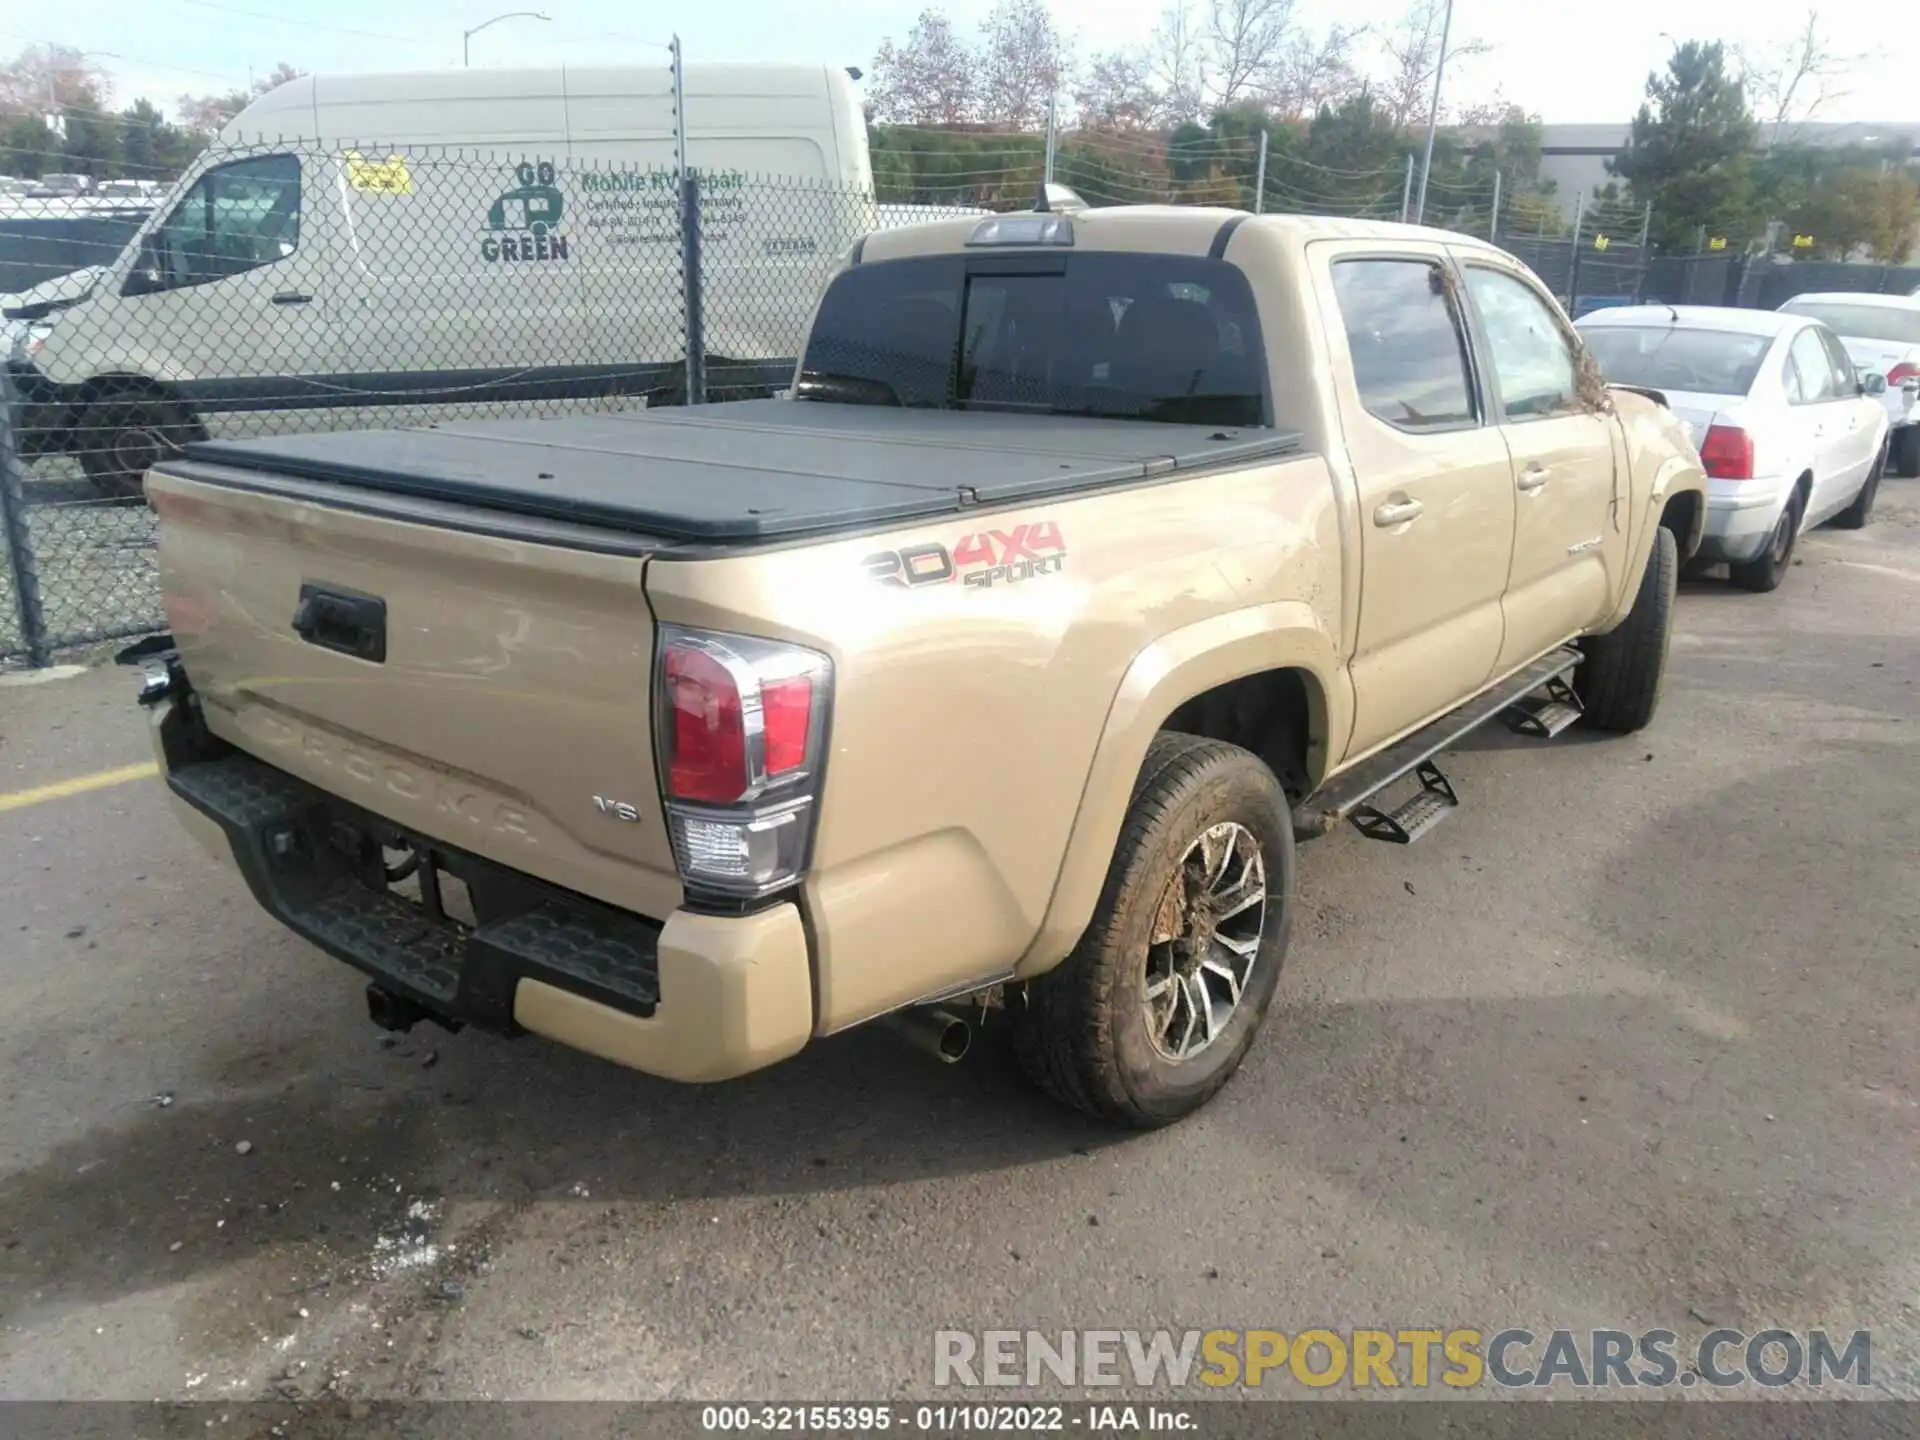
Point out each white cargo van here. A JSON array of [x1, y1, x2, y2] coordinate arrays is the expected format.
[[10, 64, 873, 494]]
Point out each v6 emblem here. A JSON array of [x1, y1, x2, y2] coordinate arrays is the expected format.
[[592, 795, 642, 823]]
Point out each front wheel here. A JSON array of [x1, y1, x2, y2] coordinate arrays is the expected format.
[[1010, 733, 1294, 1128], [1577, 524, 1677, 733], [1835, 442, 1885, 531], [76, 392, 197, 500]]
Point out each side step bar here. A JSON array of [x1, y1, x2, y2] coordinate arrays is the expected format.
[[1296, 646, 1582, 842]]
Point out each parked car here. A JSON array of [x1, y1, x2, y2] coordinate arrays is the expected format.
[[7, 63, 877, 498], [26, 173, 91, 199], [1578, 305, 1889, 592], [140, 206, 1706, 1126], [93, 178, 163, 204], [1775, 292, 1920, 476]]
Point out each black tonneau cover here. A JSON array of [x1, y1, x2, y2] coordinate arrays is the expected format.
[[178, 400, 1303, 544]]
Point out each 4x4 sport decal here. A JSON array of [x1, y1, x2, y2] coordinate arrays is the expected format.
[[863, 520, 1066, 590]]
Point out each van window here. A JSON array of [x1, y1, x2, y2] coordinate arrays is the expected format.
[[796, 253, 1267, 426], [149, 154, 301, 290]]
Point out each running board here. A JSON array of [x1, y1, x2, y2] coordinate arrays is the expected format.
[[1296, 647, 1582, 840], [1505, 674, 1584, 739]]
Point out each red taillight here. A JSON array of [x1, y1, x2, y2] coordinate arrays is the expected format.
[[1888, 362, 1919, 386], [760, 675, 814, 776], [664, 643, 749, 803], [1699, 423, 1755, 480]]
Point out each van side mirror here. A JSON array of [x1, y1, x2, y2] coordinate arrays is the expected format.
[[1863, 372, 1888, 396], [121, 237, 168, 297]]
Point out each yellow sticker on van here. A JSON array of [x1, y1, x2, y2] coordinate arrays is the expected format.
[[346, 153, 414, 195]]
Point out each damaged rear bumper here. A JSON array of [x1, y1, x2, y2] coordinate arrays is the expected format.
[[150, 688, 813, 1083]]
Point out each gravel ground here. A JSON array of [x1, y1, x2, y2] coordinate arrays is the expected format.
[[0, 492, 1916, 1413]]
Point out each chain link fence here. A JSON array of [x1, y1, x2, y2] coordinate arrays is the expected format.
[[0, 134, 1648, 666]]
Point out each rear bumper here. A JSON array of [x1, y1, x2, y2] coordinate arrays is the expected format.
[[1696, 475, 1793, 564], [151, 699, 812, 1083]]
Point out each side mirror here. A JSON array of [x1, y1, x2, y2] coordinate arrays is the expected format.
[[1863, 372, 1888, 396], [120, 237, 167, 297]]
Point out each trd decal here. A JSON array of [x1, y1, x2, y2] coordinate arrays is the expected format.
[[864, 520, 1067, 591]]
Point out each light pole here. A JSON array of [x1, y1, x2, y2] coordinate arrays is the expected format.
[[1412, 0, 1454, 225], [463, 11, 551, 66], [44, 49, 119, 143]]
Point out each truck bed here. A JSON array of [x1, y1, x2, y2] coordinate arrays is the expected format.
[[177, 399, 1302, 546]]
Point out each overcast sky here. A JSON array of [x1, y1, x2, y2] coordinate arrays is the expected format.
[[13, 0, 1913, 128]]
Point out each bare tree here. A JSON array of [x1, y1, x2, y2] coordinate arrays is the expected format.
[[1376, 0, 1488, 129], [1075, 50, 1162, 130], [869, 10, 977, 125], [1147, 1, 1209, 125], [1267, 22, 1364, 121], [177, 62, 304, 138], [1741, 10, 1862, 148], [978, 0, 1071, 129], [0, 44, 111, 115], [1206, 0, 1295, 106]]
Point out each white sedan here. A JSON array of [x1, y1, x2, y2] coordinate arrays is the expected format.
[[1777, 291, 1920, 476], [1577, 305, 1889, 592]]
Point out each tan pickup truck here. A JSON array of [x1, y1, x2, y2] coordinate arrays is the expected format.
[[140, 203, 1707, 1127]]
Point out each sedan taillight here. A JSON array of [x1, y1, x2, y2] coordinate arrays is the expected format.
[[656, 627, 832, 899], [1699, 423, 1755, 481], [1887, 362, 1919, 387]]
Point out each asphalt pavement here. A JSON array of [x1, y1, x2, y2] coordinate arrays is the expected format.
[[1, 495, 1916, 1406]]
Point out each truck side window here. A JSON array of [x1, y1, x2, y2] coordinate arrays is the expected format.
[[1461, 267, 1580, 419], [149, 154, 302, 291], [1331, 258, 1477, 432]]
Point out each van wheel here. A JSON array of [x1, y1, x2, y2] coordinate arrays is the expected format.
[[77, 393, 197, 500], [1010, 733, 1294, 1128], [1577, 524, 1676, 733]]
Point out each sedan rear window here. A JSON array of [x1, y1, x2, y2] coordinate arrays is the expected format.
[[797, 252, 1267, 426], [1777, 301, 1920, 345], [1581, 326, 1772, 396]]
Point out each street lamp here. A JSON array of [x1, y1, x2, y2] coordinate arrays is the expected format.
[[463, 11, 551, 67], [1412, 0, 1454, 225]]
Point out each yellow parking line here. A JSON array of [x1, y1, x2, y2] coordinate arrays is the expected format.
[[0, 762, 159, 815]]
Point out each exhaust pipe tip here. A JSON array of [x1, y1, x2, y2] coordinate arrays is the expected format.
[[881, 1005, 972, 1064]]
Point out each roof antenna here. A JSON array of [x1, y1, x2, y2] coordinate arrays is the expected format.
[[1033, 177, 1051, 213], [1666, 302, 1680, 323]]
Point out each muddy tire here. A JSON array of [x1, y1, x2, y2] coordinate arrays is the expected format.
[[1010, 733, 1294, 1128], [1834, 442, 1884, 531], [76, 392, 197, 500], [1729, 488, 1804, 593], [1578, 524, 1676, 734]]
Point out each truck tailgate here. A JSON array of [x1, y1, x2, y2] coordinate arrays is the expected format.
[[148, 464, 684, 921]]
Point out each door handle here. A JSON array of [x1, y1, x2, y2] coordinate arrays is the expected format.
[[1373, 496, 1425, 527], [272, 292, 312, 306], [1516, 463, 1550, 493]]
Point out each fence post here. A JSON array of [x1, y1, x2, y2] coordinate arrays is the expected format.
[[1488, 168, 1501, 243], [1566, 193, 1587, 312], [681, 172, 707, 406], [1043, 95, 1057, 186], [1253, 129, 1268, 214], [0, 370, 50, 668], [1399, 154, 1413, 223]]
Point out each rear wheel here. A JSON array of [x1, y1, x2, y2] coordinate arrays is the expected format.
[[1010, 733, 1294, 1128], [76, 391, 197, 500], [1577, 524, 1676, 733], [1729, 488, 1804, 593], [1835, 442, 1885, 531]]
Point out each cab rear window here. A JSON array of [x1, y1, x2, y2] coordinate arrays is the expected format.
[[796, 252, 1268, 426]]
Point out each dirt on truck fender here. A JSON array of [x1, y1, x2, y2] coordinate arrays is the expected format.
[[140, 200, 1706, 1127]]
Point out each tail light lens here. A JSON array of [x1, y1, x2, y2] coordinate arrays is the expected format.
[[656, 627, 832, 899], [1888, 362, 1918, 387], [1699, 423, 1755, 480]]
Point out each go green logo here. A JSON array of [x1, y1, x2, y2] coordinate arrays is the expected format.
[[482, 160, 569, 263]]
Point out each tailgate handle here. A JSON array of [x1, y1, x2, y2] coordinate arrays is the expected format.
[[292, 583, 387, 663]]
